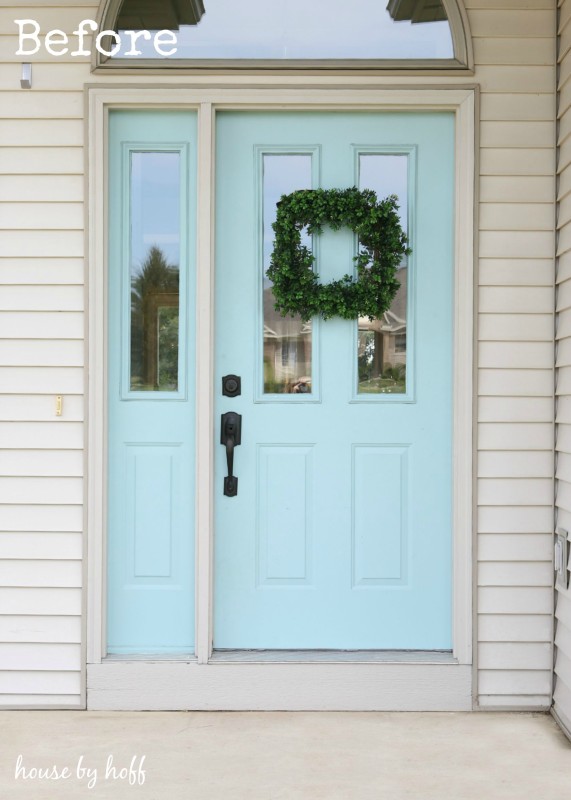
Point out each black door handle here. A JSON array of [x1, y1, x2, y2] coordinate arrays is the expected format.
[[221, 412, 242, 496]]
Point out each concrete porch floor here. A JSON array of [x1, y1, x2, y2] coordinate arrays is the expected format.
[[0, 711, 569, 799]]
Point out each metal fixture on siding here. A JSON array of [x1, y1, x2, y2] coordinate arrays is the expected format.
[[555, 529, 570, 590], [20, 63, 32, 89]]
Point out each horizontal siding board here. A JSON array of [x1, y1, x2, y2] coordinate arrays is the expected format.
[[554, 648, 571, 691], [478, 614, 553, 642], [0, 62, 91, 92], [0, 450, 83, 477], [480, 122, 555, 149], [478, 422, 553, 449], [0, 92, 83, 119], [0, 615, 81, 644], [480, 93, 554, 122], [0, 203, 84, 230], [0, 370, 83, 395], [478, 587, 553, 615], [481, 176, 554, 203], [479, 259, 554, 286], [555, 618, 571, 655], [0, 643, 80, 670], [0, 286, 83, 311], [0, 587, 81, 615], [0, 478, 82, 505], [1, 231, 84, 258], [473, 37, 554, 66], [476, 65, 555, 93], [479, 342, 553, 369], [480, 150, 554, 178], [478, 478, 553, 505], [480, 230, 555, 258], [478, 533, 553, 561], [478, 372, 553, 398], [556, 475, 571, 510], [478, 642, 552, 670], [476, 694, 551, 708], [556, 592, 571, 629], [478, 561, 553, 586], [554, 678, 571, 720], [469, 10, 555, 37], [479, 286, 554, 313], [478, 450, 554, 477], [0, 421, 83, 448], [0, 260, 83, 285], [0, 533, 82, 560], [556, 452, 571, 483], [0, 8, 99, 31], [0, 119, 83, 147], [0, 341, 84, 368], [0, 148, 83, 175], [479, 397, 553, 423], [0, 396, 84, 422], [0, 176, 84, 203], [556, 335, 571, 366], [477, 669, 553, 695], [0, 505, 82, 532], [479, 313, 553, 341], [0, 671, 81, 695], [0, 313, 83, 340], [478, 506, 554, 534]]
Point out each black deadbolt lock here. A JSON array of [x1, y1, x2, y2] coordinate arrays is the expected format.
[[222, 374, 241, 398]]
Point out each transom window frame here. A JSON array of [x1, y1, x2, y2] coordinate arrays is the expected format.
[[93, 0, 474, 73]]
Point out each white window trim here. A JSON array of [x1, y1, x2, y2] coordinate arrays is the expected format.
[[86, 84, 475, 710]]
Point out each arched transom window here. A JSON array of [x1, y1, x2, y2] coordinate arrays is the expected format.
[[97, 0, 472, 69]]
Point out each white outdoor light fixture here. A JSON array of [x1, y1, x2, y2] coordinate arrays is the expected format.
[[20, 63, 32, 89]]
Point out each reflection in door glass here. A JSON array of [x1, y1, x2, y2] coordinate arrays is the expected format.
[[358, 155, 408, 395], [130, 151, 181, 392], [263, 154, 312, 394]]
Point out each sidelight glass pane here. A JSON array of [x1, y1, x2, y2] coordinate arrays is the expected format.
[[130, 151, 181, 392], [357, 154, 408, 395], [263, 154, 313, 394]]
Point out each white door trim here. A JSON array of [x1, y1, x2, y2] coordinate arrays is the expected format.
[[86, 84, 475, 708]]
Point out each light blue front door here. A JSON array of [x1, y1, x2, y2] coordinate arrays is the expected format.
[[215, 111, 454, 650], [107, 110, 197, 654]]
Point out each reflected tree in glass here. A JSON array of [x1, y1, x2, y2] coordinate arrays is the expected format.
[[130, 245, 180, 391]]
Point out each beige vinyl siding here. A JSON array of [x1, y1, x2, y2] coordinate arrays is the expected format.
[[555, 0, 571, 739], [0, 1, 558, 708], [0, 2, 90, 709], [471, 0, 556, 710]]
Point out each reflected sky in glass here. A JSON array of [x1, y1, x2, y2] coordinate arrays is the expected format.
[[117, 0, 453, 60], [263, 155, 312, 287], [360, 154, 408, 233], [131, 152, 180, 270]]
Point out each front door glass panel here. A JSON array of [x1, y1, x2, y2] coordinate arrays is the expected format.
[[262, 153, 313, 394], [357, 153, 409, 395]]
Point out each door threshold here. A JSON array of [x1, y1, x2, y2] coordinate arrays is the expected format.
[[209, 649, 456, 664]]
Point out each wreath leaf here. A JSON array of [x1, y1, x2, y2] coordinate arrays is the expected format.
[[267, 187, 410, 321]]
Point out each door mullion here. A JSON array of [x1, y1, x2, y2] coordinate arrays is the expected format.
[[195, 103, 215, 663]]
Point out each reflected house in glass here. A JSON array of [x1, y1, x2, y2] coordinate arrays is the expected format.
[[263, 287, 312, 394], [358, 267, 407, 394]]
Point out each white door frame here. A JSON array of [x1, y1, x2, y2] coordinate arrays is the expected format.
[[86, 84, 475, 710]]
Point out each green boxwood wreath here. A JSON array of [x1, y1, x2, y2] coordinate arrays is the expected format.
[[267, 187, 410, 322]]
